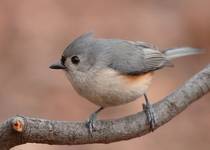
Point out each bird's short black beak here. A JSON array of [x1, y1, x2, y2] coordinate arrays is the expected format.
[[49, 61, 66, 69]]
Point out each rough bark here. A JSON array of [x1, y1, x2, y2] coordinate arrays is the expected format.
[[0, 64, 210, 150]]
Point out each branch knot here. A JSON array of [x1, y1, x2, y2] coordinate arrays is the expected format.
[[11, 116, 25, 133]]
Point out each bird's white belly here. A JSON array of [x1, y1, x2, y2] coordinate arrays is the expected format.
[[66, 69, 154, 107]]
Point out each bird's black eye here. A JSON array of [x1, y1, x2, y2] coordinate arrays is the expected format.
[[61, 56, 66, 65], [71, 56, 80, 64]]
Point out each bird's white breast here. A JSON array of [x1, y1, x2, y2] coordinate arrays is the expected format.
[[65, 69, 153, 107]]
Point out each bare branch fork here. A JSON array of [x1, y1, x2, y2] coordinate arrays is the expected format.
[[0, 65, 210, 150]]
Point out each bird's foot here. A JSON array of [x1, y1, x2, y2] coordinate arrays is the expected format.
[[85, 107, 103, 134], [86, 112, 97, 134], [143, 94, 157, 131]]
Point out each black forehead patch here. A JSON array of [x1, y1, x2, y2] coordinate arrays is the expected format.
[[61, 55, 66, 65]]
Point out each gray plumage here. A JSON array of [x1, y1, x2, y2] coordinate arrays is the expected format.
[[50, 33, 202, 129], [62, 32, 200, 75], [163, 47, 201, 60]]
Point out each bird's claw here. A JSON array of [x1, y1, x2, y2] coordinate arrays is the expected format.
[[85, 107, 103, 134], [86, 112, 97, 134], [143, 94, 157, 131], [143, 103, 156, 131]]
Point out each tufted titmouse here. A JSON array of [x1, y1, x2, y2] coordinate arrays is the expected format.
[[50, 33, 200, 132]]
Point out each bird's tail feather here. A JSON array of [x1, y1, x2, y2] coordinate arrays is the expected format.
[[163, 47, 202, 60]]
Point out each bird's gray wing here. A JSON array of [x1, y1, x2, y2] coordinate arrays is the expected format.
[[127, 40, 158, 49], [108, 40, 172, 75]]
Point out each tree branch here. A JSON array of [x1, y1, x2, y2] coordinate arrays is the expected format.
[[1, 64, 210, 150]]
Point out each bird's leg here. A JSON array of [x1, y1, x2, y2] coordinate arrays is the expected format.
[[86, 107, 104, 133], [142, 94, 156, 131]]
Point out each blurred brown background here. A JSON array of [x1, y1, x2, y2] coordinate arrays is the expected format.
[[0, 0, 209, 150]]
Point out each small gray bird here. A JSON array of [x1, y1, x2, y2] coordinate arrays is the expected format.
[[50, 33, 200, 132]]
